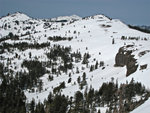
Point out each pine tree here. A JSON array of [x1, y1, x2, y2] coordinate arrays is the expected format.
[[82, 72, 86, 81], [30, 99, 35, 113], [98, 109, 101, 113], [38, 80, 43, 93], [68, 78, 72, 83], [95, 61, 98, 69], [74, 91, 83, 111], [49, 95, 68, 113], [77, 76, 81, 84], [112, 38, 115, 44]]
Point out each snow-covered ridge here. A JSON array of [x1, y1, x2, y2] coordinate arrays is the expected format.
[[50, 14, 82, 21], [0, 12, 31, 22]]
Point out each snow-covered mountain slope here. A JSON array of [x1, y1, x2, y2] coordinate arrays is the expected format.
[[0, 12, 150, 112], [50, 14, 82, 21], [131, 98, 150, 113]]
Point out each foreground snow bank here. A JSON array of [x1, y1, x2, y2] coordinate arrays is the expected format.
[[131, 98, 150, 113]]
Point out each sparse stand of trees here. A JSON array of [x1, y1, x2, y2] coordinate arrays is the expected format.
[[0, 29, 150, 113], [128, 25, 150, 34], [1, 61, 149, 113], [48, 36, 73, 42]]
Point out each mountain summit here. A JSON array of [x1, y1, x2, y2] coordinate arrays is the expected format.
[[50, 14, 82, 21]]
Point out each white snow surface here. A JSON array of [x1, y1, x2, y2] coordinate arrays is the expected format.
[[131, 98, 150, 113], [0, 12, 150, 112], [50, 14, 82, 21]]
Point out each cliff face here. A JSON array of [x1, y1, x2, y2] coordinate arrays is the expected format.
[[115, 46, 138, 77], [115, 47, 128, 67]]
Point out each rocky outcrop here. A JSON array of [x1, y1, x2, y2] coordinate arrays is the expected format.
[[115, 47, 128, 67], [115, 46, 138, 77], [126, 54, 138, 76]]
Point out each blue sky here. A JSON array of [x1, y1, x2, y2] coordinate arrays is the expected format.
[[0, 0, 150, 25]]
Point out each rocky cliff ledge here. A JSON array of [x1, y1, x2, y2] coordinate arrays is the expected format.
[[115, 45, 138, 77]]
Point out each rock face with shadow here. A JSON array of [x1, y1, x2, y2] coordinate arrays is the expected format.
[[115, 46, 138, 77]]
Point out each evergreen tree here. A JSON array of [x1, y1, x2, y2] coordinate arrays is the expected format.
[[30, 99, 35, 113], [77, 76, 81, 84], [95, 61, 98, 69], [74, 91, 83, 111], [49, 94, 68, 113], [38, 80, 43, 93], [82, 72, 86, 81], [98, 109, 101, 113], [112, 38, 115, 44]]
